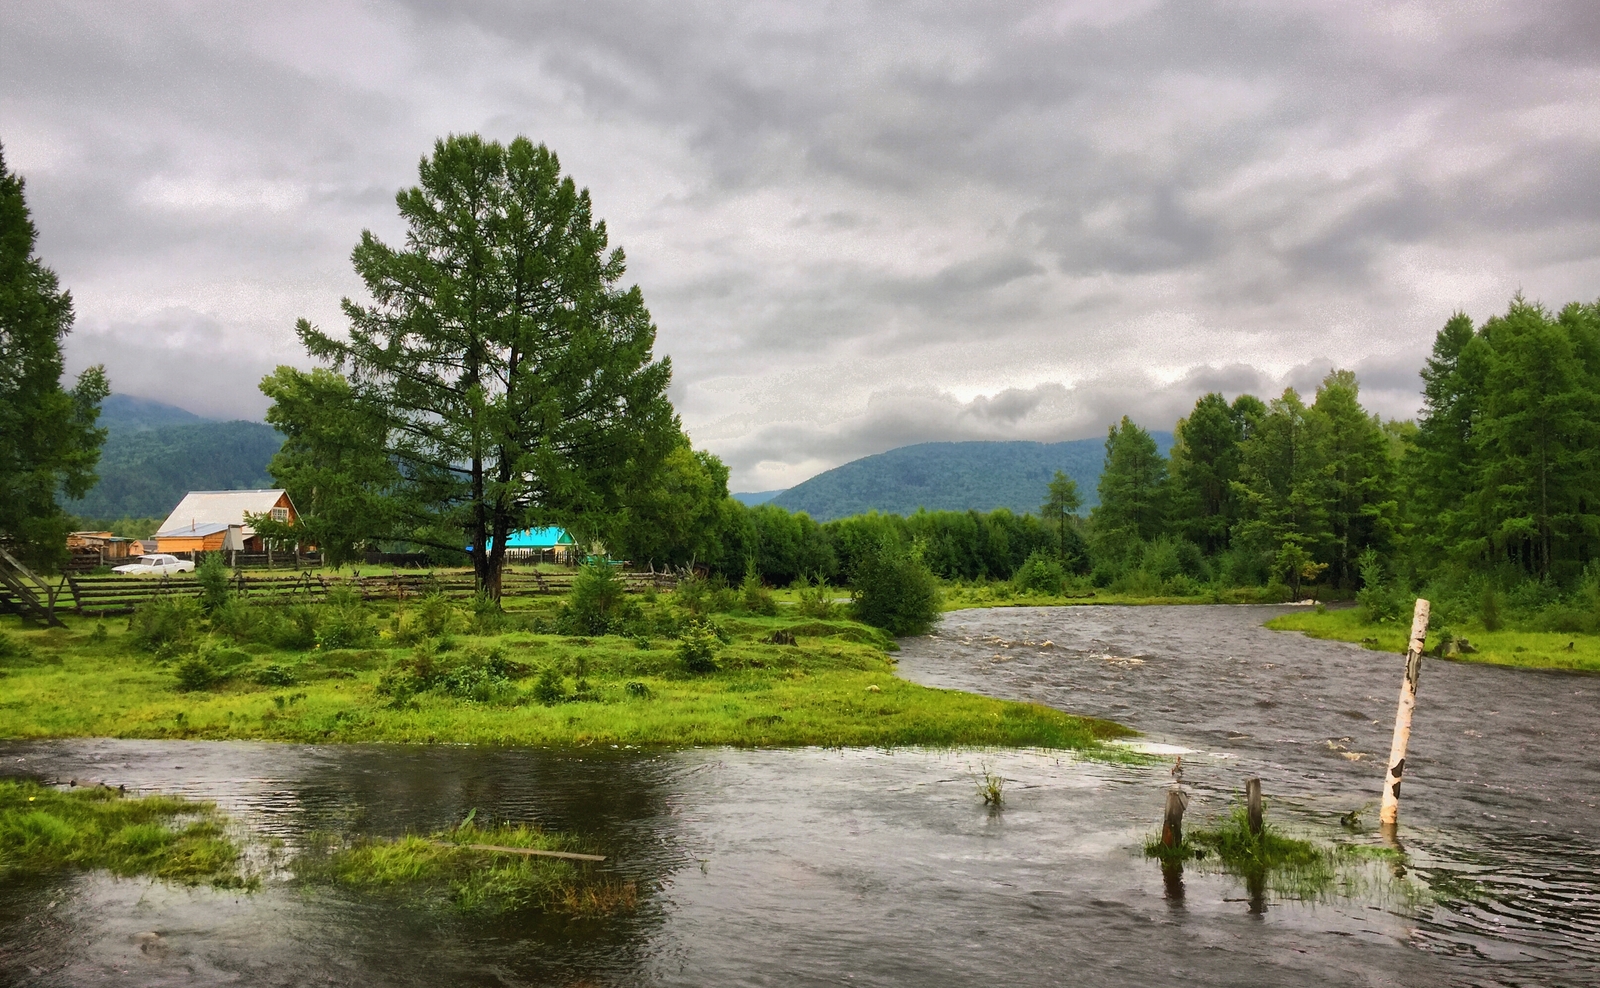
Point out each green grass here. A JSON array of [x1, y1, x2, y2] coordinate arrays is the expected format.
[[1145, 805, 1402, 900], [0, 779, 247, 886], [306, 819, 632, 917], [0, 605, 1128, 749], [1267, 608, 1600, 672], [941, 583, 1288, 611]]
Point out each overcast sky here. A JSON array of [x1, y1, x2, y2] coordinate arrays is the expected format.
[[5, 1, 1598, 490]]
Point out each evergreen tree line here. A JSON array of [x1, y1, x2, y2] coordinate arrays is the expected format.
[[630, 296, 1600, 614]]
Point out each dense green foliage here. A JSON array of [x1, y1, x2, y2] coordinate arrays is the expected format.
[[849, 539, 943, 636], [256, 367, 397, 566], [768, 438, 1172, 521], [641, 294, 1600, 624], [0, 144, 108, 568], [280, 135, 679, 597]]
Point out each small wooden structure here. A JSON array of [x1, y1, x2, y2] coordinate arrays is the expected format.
[[154, 489, 298, 555]]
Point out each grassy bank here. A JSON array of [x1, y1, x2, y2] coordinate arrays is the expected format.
[[0, 779, 247, 886], [0, 597, 1126, 748], [940, 582, 1290, 610], [1267, 608, 1600, 673]]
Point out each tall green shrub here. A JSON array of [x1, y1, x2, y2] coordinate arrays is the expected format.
[[851, 541, 942, 637]]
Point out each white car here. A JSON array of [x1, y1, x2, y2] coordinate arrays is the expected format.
[[111, 554, 196, 576]]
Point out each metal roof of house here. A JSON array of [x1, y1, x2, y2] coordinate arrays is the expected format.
[[157, 489, 291, 536], [153, 521, 239, 539], [470, 527, 574, 551]]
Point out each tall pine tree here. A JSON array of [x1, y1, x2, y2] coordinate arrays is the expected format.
[[1090, 416, 1168, 562], [0, 144, 107, 570], [289, 135, 680, 597]]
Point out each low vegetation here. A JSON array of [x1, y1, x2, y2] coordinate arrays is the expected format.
[[0, 578, 1127, 749], [0, 779, 247, 886], [1145, 806, 1400, 900], [305, 815, 632, 917], [1268, 607, 1600, 673]]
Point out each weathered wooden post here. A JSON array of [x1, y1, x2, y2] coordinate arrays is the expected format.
[[1379, 598, 1430, 828], [1245, 778, 1263, 836], [1161, 789, 1188, 848]]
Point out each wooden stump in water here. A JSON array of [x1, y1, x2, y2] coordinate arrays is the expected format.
[[1246, 778, 1263, 836], [1161, 789, 1188, 847]]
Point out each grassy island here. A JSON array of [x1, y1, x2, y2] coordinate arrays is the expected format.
[[0, 575, 1126, 750]]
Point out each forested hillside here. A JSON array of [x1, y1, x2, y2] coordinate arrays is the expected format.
[[769, 437, 1173, 521], [68, 396, 281, 521]]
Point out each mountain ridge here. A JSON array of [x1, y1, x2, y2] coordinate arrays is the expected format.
[[767, 436, 1174, 521]]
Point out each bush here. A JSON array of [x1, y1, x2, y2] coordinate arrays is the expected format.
[[252, 663, 298, 687], [740, 570, 778, 616], [210, 600, 271, 644], [794, 577, 838, 619], [194, 553, 233, 615], [128, 597, 203, 653], [673, 574, 710, 617], [275, 606, 319, 651], [315, 588, 374, 650], [1356, 550, 1402, 624], [0, 631, 34, 664], [562, 561, 632, 635], [677, 620, 722, 673], [391, 593, 463, 645], [173, 644, 247, 691], [851, 541, 942, 637], [1481, 585, 1504, 631], [1012, 550, 1066, 595], [531, 665, 568, 705]]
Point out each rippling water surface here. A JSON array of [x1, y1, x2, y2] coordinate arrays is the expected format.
[[2, 604, 1596, 986]]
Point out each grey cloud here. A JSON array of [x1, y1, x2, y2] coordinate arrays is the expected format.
[[4, 0, 1596, 491]]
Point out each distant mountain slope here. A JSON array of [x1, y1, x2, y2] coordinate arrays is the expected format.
[[732, 490, 786, 506], [768, 436, 1174, 521], [99, 393, 209, 431], [70, 396, 283, 519]]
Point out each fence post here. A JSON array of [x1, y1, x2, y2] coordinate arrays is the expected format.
[[1379, 598, 1430, 828], [1161, 789, 1187, 848], [1245, 778, 1263, 836]]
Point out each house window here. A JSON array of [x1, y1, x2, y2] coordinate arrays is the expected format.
[[271, 507, 289, 523]]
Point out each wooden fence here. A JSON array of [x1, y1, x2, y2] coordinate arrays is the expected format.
[[59, 569, 676, 618]]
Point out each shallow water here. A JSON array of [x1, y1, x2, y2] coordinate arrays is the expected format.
[[1, 605, 1596, 986]]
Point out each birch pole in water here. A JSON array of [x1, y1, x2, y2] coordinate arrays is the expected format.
[[1380, 598, 1431, 827]]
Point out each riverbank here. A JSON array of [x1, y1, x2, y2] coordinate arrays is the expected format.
[[1266, 608, 1600, 673], [939, 583, 1291, 610], [0, 611, 1126, 749]]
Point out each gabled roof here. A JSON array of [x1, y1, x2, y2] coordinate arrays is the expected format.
[[156, 489, 291, 537]]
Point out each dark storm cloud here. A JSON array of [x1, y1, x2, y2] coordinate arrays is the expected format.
[[4, 1, 1598, 488]]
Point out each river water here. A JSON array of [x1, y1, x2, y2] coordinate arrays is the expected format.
[[1, 605, 1596, 986]]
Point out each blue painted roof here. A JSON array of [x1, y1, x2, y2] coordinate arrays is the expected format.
[[473, 527, 574, 551]]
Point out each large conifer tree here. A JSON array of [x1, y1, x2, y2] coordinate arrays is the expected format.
[[289, 135, 679, 597], [0, 144, 107, 569]]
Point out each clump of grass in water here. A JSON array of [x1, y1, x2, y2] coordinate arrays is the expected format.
[[1144, 806, 1402, 900], [311, 813, 634, 918], [0, 779, 249, 887], [976, 765, 1004, 806]]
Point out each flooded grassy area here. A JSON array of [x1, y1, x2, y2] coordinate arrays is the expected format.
[[0, 779, 245, 887], [0, 609, 1125, 749]]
